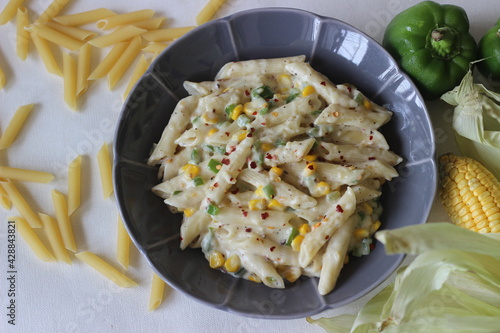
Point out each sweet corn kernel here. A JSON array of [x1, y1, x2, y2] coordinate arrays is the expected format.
[[207, 128, 218, 137], [304, 154, 317, 162], [201, 111, 219, 124], [255, 186, 265, 197], [243, 102, 255, 116], [224, 254, 241, 273], [353, 228, 369, 241], [314, 181, 331, 197], [270, 167, 283, 176], [209, 251, 225, 269], [371, 220, 381, 233], [248, 274, 261, 283], [302, 85, 316, 97], [183, 208, 195, 217], [268, 199, 283, 210], [363, 99, 372, 110], [283, 267, 301, 283], [363, 202, 374, 215], [303, 162, 317, 176], [231, 104, 243, 121], [277, 74, 292, 87], [232, 130, 247, 142], [291, 235, 304, 251], [181, 164, 200, 179], [261, 143, 274, 152], [298, 223, 311, 235], [249, 198, 267, 210]]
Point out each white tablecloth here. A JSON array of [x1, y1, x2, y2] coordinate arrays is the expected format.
[[0, 1, 496, 332]]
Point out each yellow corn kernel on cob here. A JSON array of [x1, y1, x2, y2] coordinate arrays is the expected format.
[[439, 154, 500, 233]]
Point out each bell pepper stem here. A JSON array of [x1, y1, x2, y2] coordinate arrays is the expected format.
[[429, 27, 457, 59]]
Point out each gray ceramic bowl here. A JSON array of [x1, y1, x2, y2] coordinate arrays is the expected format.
[[114, 8, 436, 319]]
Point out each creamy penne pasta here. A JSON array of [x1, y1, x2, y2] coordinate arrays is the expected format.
[[149, 56, 402, 295]]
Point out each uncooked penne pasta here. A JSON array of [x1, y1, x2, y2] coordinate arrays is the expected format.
[[30, 33, 62, 76], [36, 0, 71, 24], [0, 166, 54, 183], [97, 142, 113, 198], [96, 9, 154, 30], [51, 189, 77, 252], [123, 54, 149, 99], [88, 41, 128, 80], [10, 216, 55, 261], [0, 0, 24, 25], [141, 26, 195, 42], [117, 215, 130, 269], [0, 185, 12, 210], [0, 65, 5, 89], [53, 8, 115, 26], [39, 213, 71, 264], [16, 6, 29, 60], [75, 251, 137, 288], [63, 52, 77, 111], [107, 36, 142, 89], [67, 155, 81, 215], [88, 25, 146, 48], [76, 43, 92, 96], [148, 273, 166, 311], [0, 179, 41, 228], [142, 42, 169, 55], [126, 17, 166, 31], [0, 103, 33, 150], [196, 0, 226, 25], [45, 21, 98, 41], [27, 24, 84, 51]]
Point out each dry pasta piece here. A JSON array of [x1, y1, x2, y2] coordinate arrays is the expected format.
[[30, 33, 62, 76], [117, 215, 131, 269], [67, 155, 81, 215], [0, 179, 41, 228], [0, 65, 5, 89], [88, 41, 127, 80], [26, 24, 84, 51], [0, 166, 54, 183], [148, 273, 166, 311], [141, 26, 195, 42], [123, 54, 149, 99], [96, 9, 155, 30], [0, 0, 24, 25], [16, 6, 29, 60], [53, 8, 115, 26], [36, 0, 71, 24], [76, 43, 92, 96], [0, 103, 34, 150], [75, 251, 137, 287], [45, 21, 98, 41], [0, 185, 12, 210], [10, 216, 55, 261], [196, 0, 226, 25], [124, 17, 166, 30], [63, 52, 77, 111], [88, 25, 146, 48], [107, 36, 142, 89], [51, 189, 77, 252], [39, 213, 71, 264], [142, 42, 169, 55], [97, 142, 113, 198]]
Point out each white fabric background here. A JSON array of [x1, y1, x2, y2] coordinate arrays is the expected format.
[[0, 0, 496, 332]]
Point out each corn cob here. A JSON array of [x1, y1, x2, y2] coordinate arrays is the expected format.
[[439, 154, 500, 233]]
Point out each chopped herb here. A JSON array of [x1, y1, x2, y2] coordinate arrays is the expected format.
[[173, 190, 182, 195], [311, 109, 323, 116], [236, 114, 250, 127], [225, 103, 237, 117], [191, 148, 201, 164], [354, 93, 364, 105], [275, 138, 286, 146], [285, 227, 299, 246], [252, 85, 274, 100], [286, 92, 299, 103]]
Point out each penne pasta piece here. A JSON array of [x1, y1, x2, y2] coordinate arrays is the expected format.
[[97, 142, 113, 198], [88, 25, 146, 48], [116, 215, 131, 269], [51, 190, 77, 252], [96, 9, 155, 30], [0, 179, 41, 228], [53, 8, 115, 26], [314, 103, 392, 130], [10, 216, 55, 261], [0, 103, 34, 150], [39, 213, 72, 264], [0, 185, 12, 210], [63, 52, 77, 111], [45, 21, 98, 41], [16, 6, 29, 60], [0, 0, 24, 25], [107, 36, 142, 89], [27, 23, 85, 51], [88, 41, 127, 80], [126, 17, 166, 31], [67, 155, 81, 215], [123, 54, 149, 99], [0, 166, 54, 183], [141, 26, 195, 42], [36, 0, 71, 24], [0, 65, 5, 89], [76, 43, 92, 96], [148, 273, 166, 311], [142, 41, 169, 55], [215, 55, 306, 80], [30, 33, 62, 76], [75, 251, 137, 287], [196, 0, 226, 25]]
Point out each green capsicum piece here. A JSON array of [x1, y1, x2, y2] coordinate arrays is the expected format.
[[477, 18, 500, 80], [382, 1, 477, 100]]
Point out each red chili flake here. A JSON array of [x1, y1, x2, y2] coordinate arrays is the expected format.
[[228, 146, 236, 153], [265, 153, 273, 159], [309, 123, 314, 128], [336, 205, 344, 213], [369, 135, 373, 140], [370, 243, 375, 251], [245, 90, 250, 96], [261, 212, 269, 220], [230, 188, 239, 194], [320, 81, 326, 86], [340, 155, 344, 160], [250, 127, 256, 133], [221, 158, 230, 165], [180, 237, 183, 241], [247, 133, 253, 137], [242, 210, 248, 217], [213, 182, 219, 188], [307, 164, 314, 170], [250, 161, 257, 169], [261, 122, 266, 126], [325, 235, 330, 240], [252, 111, 257, 116], [274, 98, 279, 102], [347, 86, 352, 93], [368, 157, 376, 160], [270, 246, 276, 252], [229, 177, 234, 182], [225, 132, 230, 137], [245, 227, 252, 232]]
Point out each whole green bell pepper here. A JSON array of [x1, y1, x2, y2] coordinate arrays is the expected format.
[[383, 1, 477, 101], [477, 18, 500, 80]]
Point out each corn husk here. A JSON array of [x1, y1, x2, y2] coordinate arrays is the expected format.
[[307, 223, 500, 333], [441, 67, 500, 179]]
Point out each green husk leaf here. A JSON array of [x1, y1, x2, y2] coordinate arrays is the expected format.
[[306, 314, 357, 333]]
